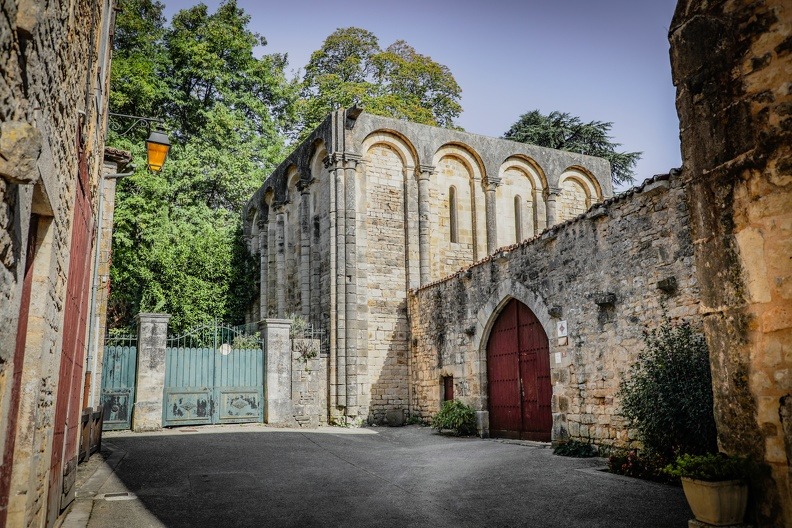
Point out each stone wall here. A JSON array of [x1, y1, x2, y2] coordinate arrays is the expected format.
[[0, 1, 116, 525], [244, 110, 613, 424], [409, 172, 700, 449], [670, 1, 792, 525], [291, 339, 327, 427]]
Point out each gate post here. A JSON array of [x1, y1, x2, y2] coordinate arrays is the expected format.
[[260, 319, 293, 423], [133, 313, 170, 432]]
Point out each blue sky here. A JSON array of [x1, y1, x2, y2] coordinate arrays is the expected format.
[[163, 0, 681, 191]]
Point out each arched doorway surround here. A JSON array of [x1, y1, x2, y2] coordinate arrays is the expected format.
[[485, 298, 552, 440]]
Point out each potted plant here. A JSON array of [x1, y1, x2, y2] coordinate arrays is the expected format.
[[663, 453, 750, 526]]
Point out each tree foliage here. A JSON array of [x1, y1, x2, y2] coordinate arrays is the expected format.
[[503, 109, 641, 186], [297, 27, 462, 138], [617, 320, 717, 460], [108, 0, 295, 332]]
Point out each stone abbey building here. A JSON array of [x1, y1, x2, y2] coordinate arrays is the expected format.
[[245, 3, 791, 523], [244, 110, 613, 426]]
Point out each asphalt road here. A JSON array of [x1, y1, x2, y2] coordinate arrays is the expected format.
[[71, 425, 691, 528]]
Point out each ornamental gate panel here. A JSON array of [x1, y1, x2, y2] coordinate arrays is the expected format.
[[100, 335, 138, 430], [163, 323, 263, 427], [487, 299, 552, 441]]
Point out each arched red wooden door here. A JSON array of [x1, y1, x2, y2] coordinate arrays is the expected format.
[[487, 299, 551, 441]]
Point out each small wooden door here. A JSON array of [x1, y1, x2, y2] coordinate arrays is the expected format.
[[487, 299, 551, 441]]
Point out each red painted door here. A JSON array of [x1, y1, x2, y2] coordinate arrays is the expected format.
[[487, 299, 551, 441], [47, 131, 94, 525]]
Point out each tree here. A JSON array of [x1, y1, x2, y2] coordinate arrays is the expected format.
[[107, 0, 295, 332], [297, 27, 462, 138], [503, 110, 641, 186]]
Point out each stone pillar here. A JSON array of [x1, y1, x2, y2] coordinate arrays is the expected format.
[[546, 187, 561, 227], [258, 220, 268, 319], [260, 318, 293, 424], [299, 184, 311, 319], [344, 155, 360, 414], [417, 165, 433, 285], [132, 313, 170, 432], [325, 155, 346, 413], [525, 196, 535, 238], [484, 180, 498, 254], [275, 208, 286, 318], [534, 188, 547, 233]]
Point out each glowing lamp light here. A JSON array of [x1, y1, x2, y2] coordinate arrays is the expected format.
[[145, 127, 171, 172]]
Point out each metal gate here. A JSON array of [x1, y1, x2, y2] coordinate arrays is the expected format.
[[100, 334, 138, 430], [163, 323, 263, 427], [487, 299, 552, 441]]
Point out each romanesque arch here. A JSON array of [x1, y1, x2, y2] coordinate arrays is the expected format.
[[557, 166, 603, 222], [357, 130, 419, 417], [360, 129, 419, 170], [431, 143, 487, 277], [306, 142, 328, 324], [497, 156, 549, 245]]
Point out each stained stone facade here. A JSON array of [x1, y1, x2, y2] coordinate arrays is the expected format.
[[1, 1, 118, 526], [244, 111, 612, 423], [409, 172, 700, 446], [670, 1, 792, 525]]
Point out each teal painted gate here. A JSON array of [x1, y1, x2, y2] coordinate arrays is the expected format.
[[100, 334, 137, 431], [163, 323, 263, 427]]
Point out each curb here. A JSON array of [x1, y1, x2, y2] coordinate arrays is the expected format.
[[60, 444, 126, 528]]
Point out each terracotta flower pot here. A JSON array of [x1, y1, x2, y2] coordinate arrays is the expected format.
[[681, 477, 748, 526]]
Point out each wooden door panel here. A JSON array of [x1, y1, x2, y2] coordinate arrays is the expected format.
[[487, 300, 521, 436], [487, 299, 551, 441]]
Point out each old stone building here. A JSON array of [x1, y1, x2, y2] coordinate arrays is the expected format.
[[670, 1, 791, 525], [245, 2, 790, 525], [1, 1, 120, 526], [244, 110, 612, 424], [409, 171, 699, 444]]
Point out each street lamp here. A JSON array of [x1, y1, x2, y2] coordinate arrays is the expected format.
[[84, 113, 172, 409], [145, 127, 171, 172], [108, 112, 172, 172]]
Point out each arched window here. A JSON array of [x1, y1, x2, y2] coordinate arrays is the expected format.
[[514, 195, 523, 243], [449, 186, 458, 243]]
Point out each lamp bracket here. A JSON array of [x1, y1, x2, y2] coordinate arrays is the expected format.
[[108, 112, 165, 137]]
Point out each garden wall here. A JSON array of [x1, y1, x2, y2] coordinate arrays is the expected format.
[[409, 172, 701, 448]]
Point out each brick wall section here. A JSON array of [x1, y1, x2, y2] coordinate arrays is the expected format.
[[670, 1, 792, 525], [409, 172, 700, 449]]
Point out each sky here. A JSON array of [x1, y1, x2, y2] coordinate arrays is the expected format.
[[163, 0, 682, 191]]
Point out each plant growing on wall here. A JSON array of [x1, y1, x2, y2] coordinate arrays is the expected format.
[[617, 319, 717, 460]]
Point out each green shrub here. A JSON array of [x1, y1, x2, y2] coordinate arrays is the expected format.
[[553, 440, 598, 458], [608, 449, 674, 483], [617, 319, 717, 460], [431, 400, 477, 436], [663, 453, 750, 481]]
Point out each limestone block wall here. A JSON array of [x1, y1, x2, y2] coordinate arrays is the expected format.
[[409, 172, 701, 449], [0, 1, 116, 525], [359, 144, 410, 423], [244, 110, 614, 424], [291, 339, 327, 427], [670, 1, 792, 524]]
